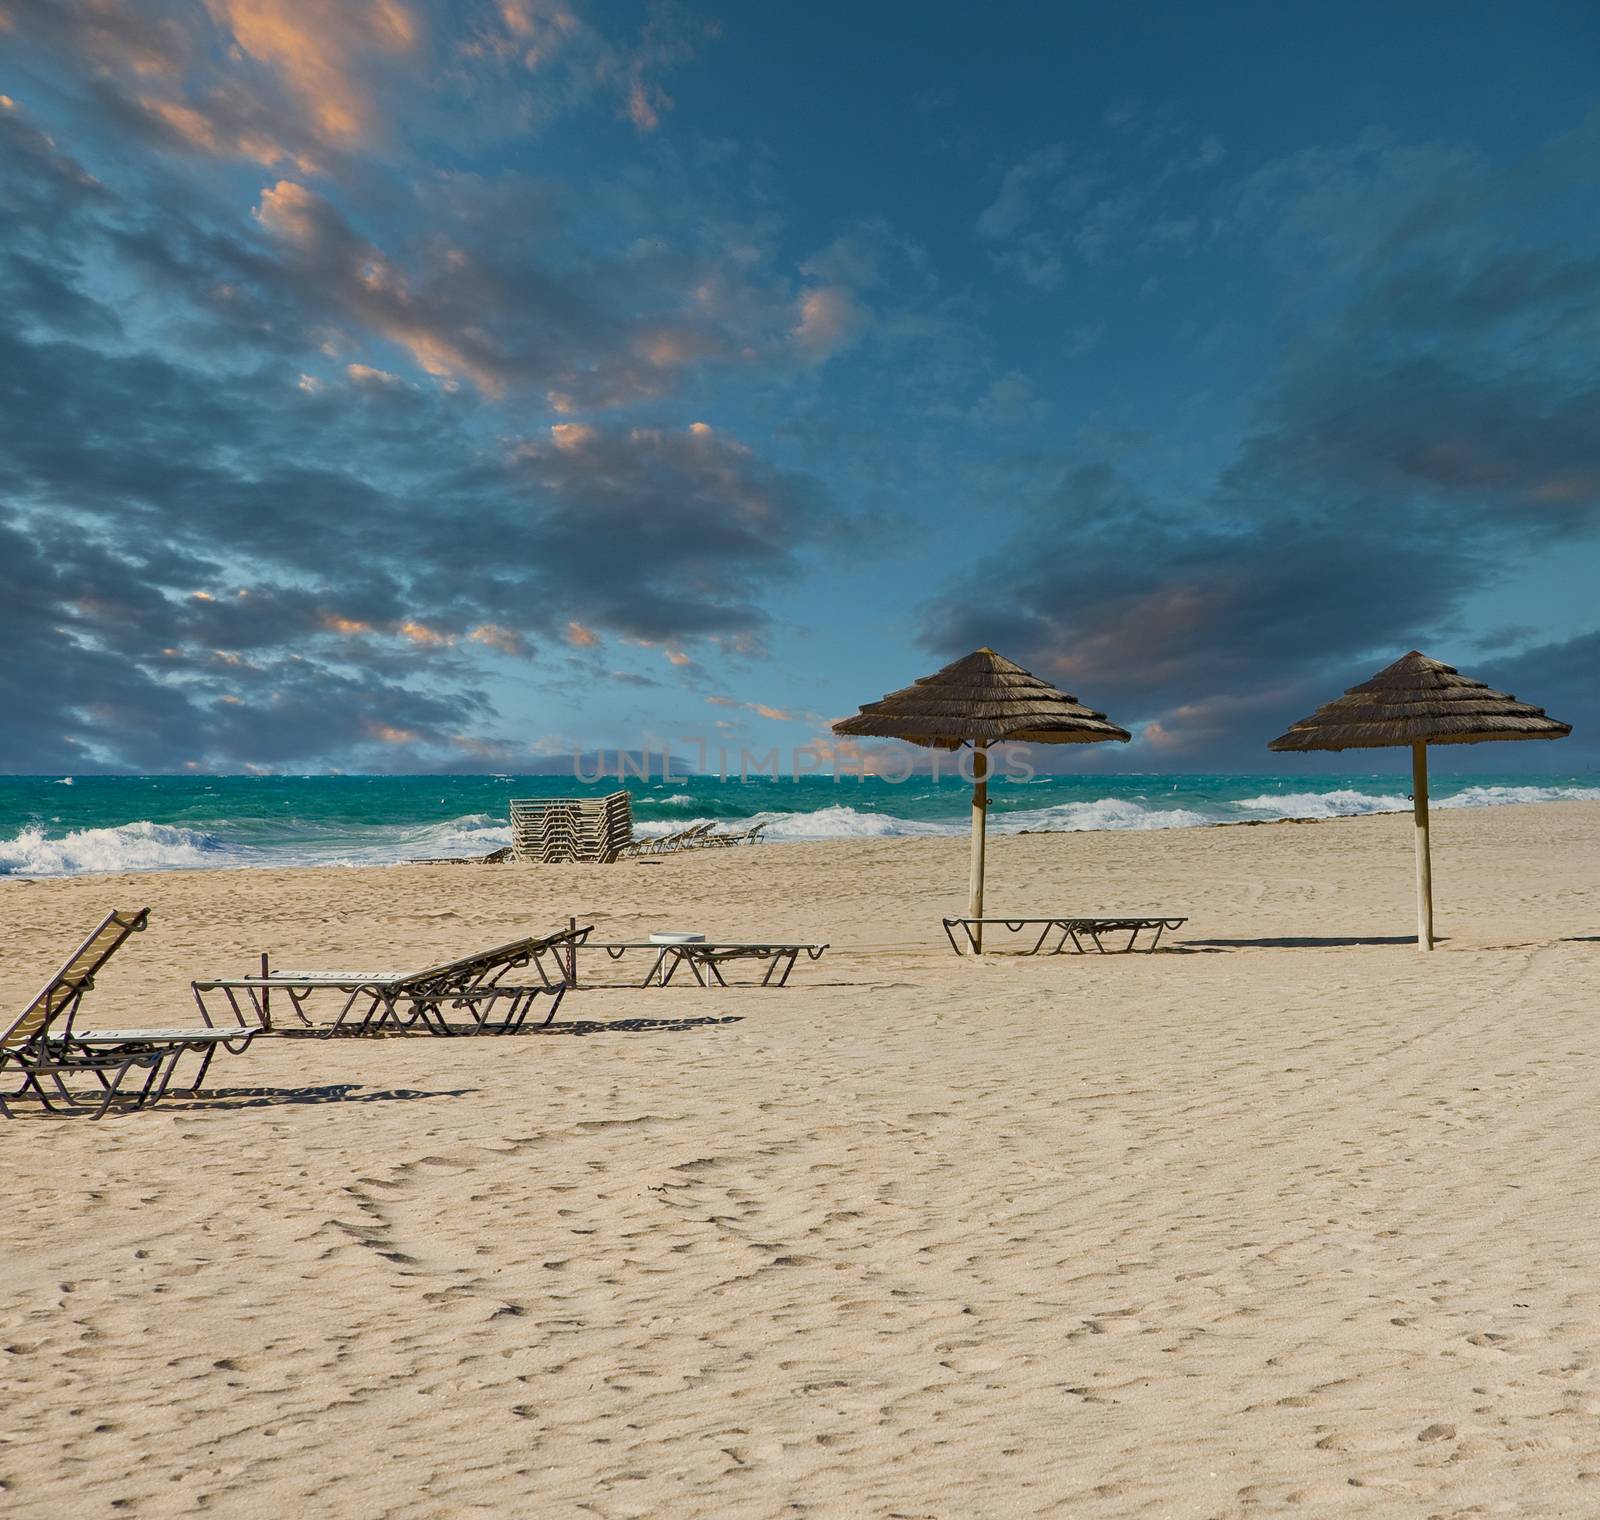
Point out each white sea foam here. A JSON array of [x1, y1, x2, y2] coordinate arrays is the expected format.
[[743, 798, 1212, 839], [629, 816, 715, 839], [998, 798, 1215, 832], [1436, 784, 1600, 808], [1235, 789, 1410, 820], [307, 813, 513, 865], [1233, 784, 1600, 822], [393, 814, 512, 859], [0, 821, 237, 876], [747, 805, 958, 840], [6, 782, 1594, 876]]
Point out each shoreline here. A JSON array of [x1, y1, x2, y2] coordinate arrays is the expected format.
[[2, 794, 1598, 881]]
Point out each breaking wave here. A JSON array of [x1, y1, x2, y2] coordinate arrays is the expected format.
[[0, 821, 239, 877], [1438, 784, 1600, 808], [1001, 798, 1214, 832], [1236, 789, 1411, 819], [3, 779, 1594, 876], [750, 805, 956, 840], [740, 799, 1212, 840]]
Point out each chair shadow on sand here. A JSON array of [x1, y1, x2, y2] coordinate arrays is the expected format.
[[532, 1014, 744, 1038], [0, 1083, 483, 1118], [4, 1019, 747, 1117], [162, 1083, 484, 1111], [1179, 935, 1435, 950], [268, 1014, 744, 1039]]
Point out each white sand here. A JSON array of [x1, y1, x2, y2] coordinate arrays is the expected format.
[[3, 801, 1599, 1517]]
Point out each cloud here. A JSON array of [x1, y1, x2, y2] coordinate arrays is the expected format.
[[190, 167, 790, 405], [927, 122, 1600, 766], [976, 112, 1234, 284], [468, 623, 528, 656], [976, 144, 1069, 242], [704, 695, 796, 723], [7, 0, 717, 175], [1, 0, 193, 83], [203, 0, 419, 148], [626, 74, 660, 131], [791, 285, 863, 360], [1475, 630, 1597, 749], [0, 289, 836, 767], [0, 108, 843, 770], [967, 371, 1047, 428]]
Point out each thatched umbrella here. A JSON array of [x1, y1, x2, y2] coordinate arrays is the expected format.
[[1269, 650, 1571, 950], [833, 648, 1130, 949]]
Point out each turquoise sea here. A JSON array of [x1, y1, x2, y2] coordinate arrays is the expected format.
[[1, 771, 1596, 877]]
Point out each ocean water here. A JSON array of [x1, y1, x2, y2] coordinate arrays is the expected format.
[[0, 771, 1596, 878]]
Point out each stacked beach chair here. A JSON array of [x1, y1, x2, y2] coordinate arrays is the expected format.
[[509, 792, 635, 863]]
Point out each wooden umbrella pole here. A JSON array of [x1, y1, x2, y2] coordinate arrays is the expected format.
[[969, 742, 989, 952], [1412, 740, 1434, 951]]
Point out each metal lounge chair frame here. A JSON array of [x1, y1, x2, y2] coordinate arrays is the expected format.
[[620, 822, 717, 857], [580, 940, 828, 987], [510, 794, 634, 863], [660, 941, 828, 986], [698, 820, 771, 848], [942, 916, 1188, 955], [1, 909, 258, 1120], [192, 925, 589, 1036]]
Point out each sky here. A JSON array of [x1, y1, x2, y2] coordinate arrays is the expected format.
[[1, 0, 1596, 776]]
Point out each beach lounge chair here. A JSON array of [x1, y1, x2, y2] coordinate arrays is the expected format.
[[701, 820, 770, 847], [942, 915, 1187, 955], [510, 793, 634, 862], [620, 822, 715, 857], [192, 924, 589, 1036], [1, 908, 258, 1120], [577, 937, 828, 987]]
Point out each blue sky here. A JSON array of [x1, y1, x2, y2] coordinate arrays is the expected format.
[[1, 0, 1596, 773]]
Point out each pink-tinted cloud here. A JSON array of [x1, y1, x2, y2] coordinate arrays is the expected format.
[[254, 179, 506, 393], [345, 361, 404, 387], [626, 72, 661, 132], [397, 619, 451, 647], [33, 0, 191, 80], [137, 95, 294, 167], [204, 0, 418, 148], [495, 0, 579, 60], [704, 695, 795, 721], [364, 718, 421, 744], [791, 285, 862, 360], [469, 623, 528, 656], [565, 620, 600, 647]]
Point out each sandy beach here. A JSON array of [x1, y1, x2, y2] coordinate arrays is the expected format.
[[3, 801, 1599, 1518]]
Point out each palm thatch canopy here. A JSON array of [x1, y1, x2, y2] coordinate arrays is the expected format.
[[832, 648, 1131, 750], [1269, 651, 1572, 752]]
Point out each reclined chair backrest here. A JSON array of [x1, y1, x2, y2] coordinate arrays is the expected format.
[[396, 937, 540, 995], [1, 908, 150, 1052], [394, 925, 591, 995]]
